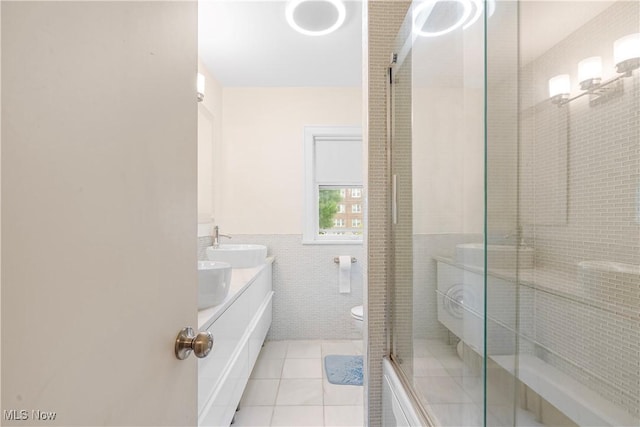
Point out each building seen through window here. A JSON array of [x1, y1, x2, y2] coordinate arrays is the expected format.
[[319, 187, 363, 236]]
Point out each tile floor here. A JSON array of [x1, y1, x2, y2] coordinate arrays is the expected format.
[[233, 340, 364, 427], [413, 339, 543, 427], [412, 338, 484, 427]]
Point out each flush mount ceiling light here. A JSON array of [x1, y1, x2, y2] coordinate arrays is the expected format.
[[285, 0, 346, 37], [413, 0, 472, 38], [413, 0, 495, 37], [463, 0, 483, 30]]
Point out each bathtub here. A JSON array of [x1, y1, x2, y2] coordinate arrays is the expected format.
[[383, 352, 639, 427], [382, 357, 429, 426], [491, 354, 640, 427]]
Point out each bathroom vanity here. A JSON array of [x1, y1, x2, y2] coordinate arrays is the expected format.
[[197, 258, 274, 427], [434, 255, 638, 426]]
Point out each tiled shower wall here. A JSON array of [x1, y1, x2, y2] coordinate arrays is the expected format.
[[365, 1, 411, 425], [485, 1, 521, 422], [519, 1, 639, 417], [198, 235, 364, 340]]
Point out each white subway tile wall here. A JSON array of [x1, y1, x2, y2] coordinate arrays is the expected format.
[[199, 235, 364, 340], [519, 1, 640, 418]]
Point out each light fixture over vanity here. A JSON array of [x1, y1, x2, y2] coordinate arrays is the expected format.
[[197, 73, 205, 103], [548, 74, 571, 104], [549, 33, 640, 106]]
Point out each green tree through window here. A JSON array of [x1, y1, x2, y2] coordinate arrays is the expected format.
[[319, 189, 342, 229]]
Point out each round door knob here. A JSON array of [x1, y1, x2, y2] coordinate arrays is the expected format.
[[175, 327, 214, 360]]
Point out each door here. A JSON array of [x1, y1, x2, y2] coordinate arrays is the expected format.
[[1, 2, 198, 425]]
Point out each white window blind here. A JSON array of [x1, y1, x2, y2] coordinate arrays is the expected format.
[[303, 126, 363, 244]]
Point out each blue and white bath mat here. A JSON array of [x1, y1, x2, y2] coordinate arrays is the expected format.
[[324, 355, 363, 386]]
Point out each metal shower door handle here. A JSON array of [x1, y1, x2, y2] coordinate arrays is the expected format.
[[175, 327, 214, 360]]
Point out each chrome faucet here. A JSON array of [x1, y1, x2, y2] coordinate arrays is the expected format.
[[212, 225, 231, 248], [503, 226, 526, 246]]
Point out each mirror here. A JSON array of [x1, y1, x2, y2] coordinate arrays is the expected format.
[[196, 0, 363, 237]]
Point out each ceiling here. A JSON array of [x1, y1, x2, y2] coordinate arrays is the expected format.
[[519, 0, 615, 65], [198, 0, 617, 88], [198, 0, 363, 87]]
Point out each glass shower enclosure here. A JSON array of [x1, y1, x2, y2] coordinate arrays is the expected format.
[[388, 1, 639, 426]]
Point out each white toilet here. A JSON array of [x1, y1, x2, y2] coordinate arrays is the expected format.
[[350, 305, 363, 333]]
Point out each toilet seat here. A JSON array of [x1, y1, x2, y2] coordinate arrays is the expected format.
[[350, 305, 363, 321]]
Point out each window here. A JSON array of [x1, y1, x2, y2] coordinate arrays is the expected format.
[[319, 185, 362, 236], [303, 126, 363, 244], [352, 204, 361, 213]]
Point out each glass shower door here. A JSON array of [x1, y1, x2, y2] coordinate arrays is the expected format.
[[389, 1, 640, 426], [389, 1, 487, 425]]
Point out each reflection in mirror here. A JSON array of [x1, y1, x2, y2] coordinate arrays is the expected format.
[[195, 3, 365, 424], [388, 0, 639, 426]]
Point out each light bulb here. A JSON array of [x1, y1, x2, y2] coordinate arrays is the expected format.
[[578, 56, 602, 90], [549, 74, 571, 104], [197, 73, 205, 102], [614, 33, 640, 75]]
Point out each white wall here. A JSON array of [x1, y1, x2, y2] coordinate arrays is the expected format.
[[0, 4, 3, 410], [215, 87, 362, 234], [412, 87, 484, 235], [194, 75, 364, 340], [197, 61, 223, 227]]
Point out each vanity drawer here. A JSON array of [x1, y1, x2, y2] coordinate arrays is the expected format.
[[198, 261, 273, 427], [198, 293, 249, 415], [249, 292, 274, 368], [199, 343, 249, 427]]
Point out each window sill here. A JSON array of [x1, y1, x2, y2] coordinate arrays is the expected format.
[[302, 239, 363, 246]]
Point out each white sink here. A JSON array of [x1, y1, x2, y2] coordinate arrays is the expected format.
[[578, 260, 640, 275], [197, 261, 232, 310], [205, 244, 267, 268], [455, 243, 534, 270]]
